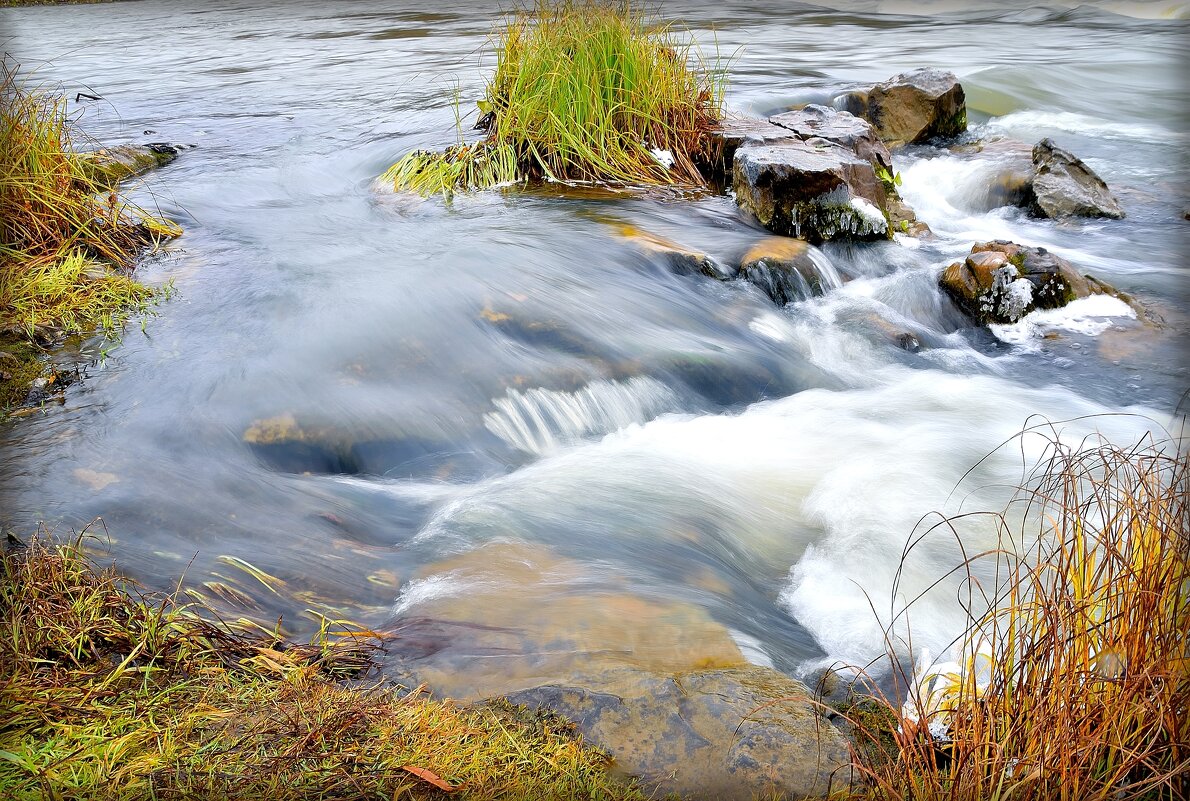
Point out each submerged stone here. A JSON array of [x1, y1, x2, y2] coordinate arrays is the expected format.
[[79, 143, 179, 186], [612, 223, 734, 279], [507, 664, 850, 801], [384, 543, 748, 700]]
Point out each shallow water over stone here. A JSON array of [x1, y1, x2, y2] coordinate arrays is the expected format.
[[1, 0, 1186, 697]]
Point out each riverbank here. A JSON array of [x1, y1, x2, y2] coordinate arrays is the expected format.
[[4, 429, 1185, 800], [0, 535, 652, 800], [0, 69, 177, 417]]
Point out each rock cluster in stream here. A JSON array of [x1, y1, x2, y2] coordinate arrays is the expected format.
[[940, 240, 1124, 325], [714, 69, 965, 244]]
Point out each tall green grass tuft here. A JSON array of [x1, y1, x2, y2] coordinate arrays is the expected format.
[[384, 0, 725, 198], [0, 66, 178, 339], [842, 429, 1189, 800], [0, 534, 650, 800]]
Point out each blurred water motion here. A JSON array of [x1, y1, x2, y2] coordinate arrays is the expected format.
[[1, 0, 1185, 690]]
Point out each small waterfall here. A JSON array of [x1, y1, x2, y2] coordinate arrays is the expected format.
[[483, 376, 680, 456]]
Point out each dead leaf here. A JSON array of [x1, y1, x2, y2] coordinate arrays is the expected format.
[[401, 765, 456, 792]]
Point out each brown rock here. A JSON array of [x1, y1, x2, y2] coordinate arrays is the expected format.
[[866, 68, 967, 146], [738, 237, 843, 304], [507, 664, 850, 801], [612, 223, 733, 279], [941, 240, 1117, 324]]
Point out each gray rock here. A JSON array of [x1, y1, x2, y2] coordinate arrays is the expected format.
[[770, 104, 893, 173], [705, 117, 800, 183], [766, 105, 926, 236], [1029, 138, 1124, 219], [507, 665, 852, 801], [865, 68, 966, 146], [733, 138, 891, 243]]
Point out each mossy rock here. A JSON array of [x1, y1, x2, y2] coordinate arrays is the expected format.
[[78, 143, 179, 187]]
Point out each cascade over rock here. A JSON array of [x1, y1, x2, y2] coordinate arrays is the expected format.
[[737, 236, 845, 304]]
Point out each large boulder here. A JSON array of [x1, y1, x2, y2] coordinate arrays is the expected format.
[[864, 68, 967, 146], [733, 138, 891, 243], [507, 665, 851, 801], [1029, 138, 1124, 219], [737, 236, 845, 304], [940, 240, 1116, 325]]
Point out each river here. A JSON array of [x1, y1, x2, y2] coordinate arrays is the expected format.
[[2, 0, 1186, 696]]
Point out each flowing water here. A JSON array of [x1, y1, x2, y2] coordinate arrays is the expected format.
[[2, 1, 1186, 694]]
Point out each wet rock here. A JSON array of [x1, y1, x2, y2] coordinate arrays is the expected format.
[[768, 105, 925, 236], [704, 117, 800, 183], [1029, 138, 1124, 219], [737, 236, 842, 304], [940, 240, 1119, 325], [733, 138, 891, 243], [385, 543, 749, 700], [79, 143, 179, 186], [612, 223, 734, 279], [507, 664, 851, 801], [864, 68, 967, 146], [770, 103, 893, 173], [832, 89, 869, 119]]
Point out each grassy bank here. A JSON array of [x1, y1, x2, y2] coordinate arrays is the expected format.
[[0, 536, 650, 800], [0, 67, 177, 413], [384, 1, 725, 198], [842, 432, 1190, 801]]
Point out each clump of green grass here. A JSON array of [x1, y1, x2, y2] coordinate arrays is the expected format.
[[384, 0, 725, 198], [0, 65, 178, 340], [841, 430, 1189, 800], [0, 535, 650, 800]]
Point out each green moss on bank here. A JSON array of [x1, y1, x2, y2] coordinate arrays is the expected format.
[[0, 537, 649, 800]]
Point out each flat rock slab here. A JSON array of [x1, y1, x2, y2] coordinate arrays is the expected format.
[[1030, 137, 1124, 219], [507, 664, 851, 801], [612, 223, 734, 279], [865, 68, 966, 146], [734, 139, 890, 243], [770, 104, 893, 172], [705, 117, 800, 181]]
